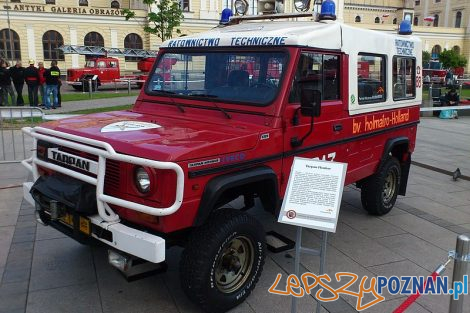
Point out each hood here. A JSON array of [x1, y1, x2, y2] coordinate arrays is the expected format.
[[41, 110, 262, 162]]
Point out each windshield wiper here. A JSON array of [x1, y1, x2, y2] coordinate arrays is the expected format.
[[154, 90, 185, 112], [187, 94, 231, 119]]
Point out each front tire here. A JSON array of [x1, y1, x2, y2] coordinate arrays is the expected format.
[[180, 208, 266, 313], [361, 156, 401, 215]]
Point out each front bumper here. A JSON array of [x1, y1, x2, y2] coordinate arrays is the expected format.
[[24, 181, 165, 263]]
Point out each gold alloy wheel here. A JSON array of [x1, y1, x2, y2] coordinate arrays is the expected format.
[[382, 170, 397, 204], [214, 235, 254, 294]]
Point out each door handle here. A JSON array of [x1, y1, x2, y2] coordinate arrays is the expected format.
[[333, 124, 343, 132]]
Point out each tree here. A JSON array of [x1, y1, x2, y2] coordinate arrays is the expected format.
[[123, 0, 184, 42], [439, 49, 468, 69], [422, 51, 431, 65]]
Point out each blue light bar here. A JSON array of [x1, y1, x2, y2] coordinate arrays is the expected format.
[[398, 19, 412, 35], [220, 8, 233, 25], [319, 0, 336, 20]]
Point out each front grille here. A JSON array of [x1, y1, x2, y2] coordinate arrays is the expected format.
[[41, 144, 121, 193], [104, 159, 120, 193]]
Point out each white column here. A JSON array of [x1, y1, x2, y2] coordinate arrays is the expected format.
[[209, 0, 216, 12], [111, 29, 118, 48], [334, 0, 344, 22], [423, 0, 429, 19], [200, 0, 209, 18], [69, 26, 79, 68], [443, 0, 451, 27], [26, 25, 36, 61]]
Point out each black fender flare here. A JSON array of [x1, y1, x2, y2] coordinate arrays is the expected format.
[[193, 166, 279, 226], [381, 137, 411, 196]]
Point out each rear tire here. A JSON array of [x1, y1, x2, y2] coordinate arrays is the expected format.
[[180, 208, 266, 313], [361, 156, 401, 216]]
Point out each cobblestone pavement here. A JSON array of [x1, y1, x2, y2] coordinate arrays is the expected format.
[[0, 117, 469, 313]]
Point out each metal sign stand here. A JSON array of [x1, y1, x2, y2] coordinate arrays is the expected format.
[[291, 227, 328, 313]]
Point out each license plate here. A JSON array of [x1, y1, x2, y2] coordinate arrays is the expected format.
[[59, 213, 91, 236]]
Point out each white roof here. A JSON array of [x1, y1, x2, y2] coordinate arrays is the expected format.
[[161, 21, 421, 57]]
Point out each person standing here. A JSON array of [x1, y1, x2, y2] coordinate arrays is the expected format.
[[9, 60, 25, 105], [38, 62, 46, 106], [44, 60, 60, 110], [24, 60, 40, 107], [0, 61, 15, 106]]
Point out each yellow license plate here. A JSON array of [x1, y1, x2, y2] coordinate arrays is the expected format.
[[79, 216, 91, 235], [59, 213, 91, 235]]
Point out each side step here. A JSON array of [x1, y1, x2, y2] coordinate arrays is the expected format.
[[108, 249, 168, 282]]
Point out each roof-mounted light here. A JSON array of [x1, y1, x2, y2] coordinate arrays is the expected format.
[[220, 8, 233, 25], [294, 0, 311, 12], [234, 0, 249, 15], [398, 19, 412, 35], [319, 0, 336, 21]]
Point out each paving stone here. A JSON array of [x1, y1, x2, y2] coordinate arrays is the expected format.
[[35, 224, 67, 241], [0, 226, 14, 269], [0, 280, 29, 296], [377, 234, 449, 273], [402, 197, 470, 225], [8, 242, 34, 261], [11, 226, 36, 243], [26, 283, 102, 313], [0, 290, 27, 313], [339, 210, 406, 238], [380, 213, 457, 251], [1, 265, 31, 284], [368, 260, 429, 300], [326, 222, 405, 267], [446, 224, 470, 233], [0, 212, 19, 227], [362, 297, 430, 313], [16, 214, 37, 223], [29, 237, 95, 291]]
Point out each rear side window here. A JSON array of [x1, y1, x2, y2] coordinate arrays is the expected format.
[[357, 54, 386, 104], [393, 56, 416, 100]]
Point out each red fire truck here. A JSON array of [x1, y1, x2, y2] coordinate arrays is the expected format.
[[22, 6, 421, 313], [61, 45, 159, 90]]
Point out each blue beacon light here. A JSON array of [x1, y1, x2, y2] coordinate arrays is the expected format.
[[398, 19, 412, 35], [220, 8, 233, 25], [319, 0, 336, 21]]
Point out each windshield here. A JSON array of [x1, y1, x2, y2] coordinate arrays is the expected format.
[[146, 51, 287, 106], [85, 60, 95, 68]]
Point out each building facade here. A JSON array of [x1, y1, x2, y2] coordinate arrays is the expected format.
[[1, 0, 469, 71]]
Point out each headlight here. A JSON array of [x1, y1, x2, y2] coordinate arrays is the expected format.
[[234, 0, 248, 15], [134, 167, 151, 193], [294, 0, 310, 12]]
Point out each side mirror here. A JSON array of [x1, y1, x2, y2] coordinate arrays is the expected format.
[[300, 86, 321, 117]]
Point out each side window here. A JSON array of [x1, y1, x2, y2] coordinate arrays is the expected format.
[[357, 54, 386, 104], [97, 61, 106, 68], [289, 52, 340, 103], [109, 61, 118, 68], [393, 56, 416, 100]]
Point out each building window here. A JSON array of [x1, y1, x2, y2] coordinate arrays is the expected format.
[[42, 30, 64, 61], [45, 0, 55, 4], [453, 46, 461, 55], [435, 0, 440, 2], [180, 0, 190, 12], [357, 53, 386, 105], [124, 33, 143, 61], [413, 16, 419, 26], [111, 0, 120, 8], [355, 15, 361, 23], [393, 18, 397, 24], [455, 11, 462, 28], [393, 56, 416, 100], [0, 29, 21, 60], [84, 32, 104, 60], [375, 17, 380, 23], [415, 0, 420, 5], [10, 0, 21, 2], [289, 52, 340, 102], [79, 0, 88, 6], [431, 45, 441, 59], [433, 14, 439, 27]]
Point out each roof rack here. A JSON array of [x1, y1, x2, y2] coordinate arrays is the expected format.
[[57, 45, 158, 58], [229, 12, 315, 25]]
